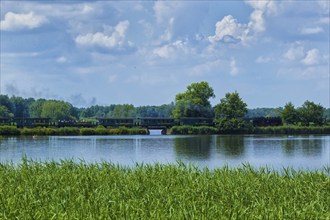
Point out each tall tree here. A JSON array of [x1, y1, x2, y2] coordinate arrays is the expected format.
[[214, 91, 247, 119], [41, 100, 73, 121], [110, 104, 136, 118], [0, 105, 13, 118], [29, 99, 46, 118], [10, 96, 30, 118], [214, 92, 250, 133], [172, 81, 215, 118], [298, 101, 325, 126], [280, 102, 299, 125]]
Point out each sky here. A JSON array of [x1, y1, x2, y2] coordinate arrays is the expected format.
[[1, 0, 329, 108]]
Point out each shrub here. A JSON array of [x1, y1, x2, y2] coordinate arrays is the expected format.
[[95, 126, 109, 135], [170, 126, 217, 135], [56, 127, 80, 136], [80, 128, 96, 135], [0, 126, 20, 135]]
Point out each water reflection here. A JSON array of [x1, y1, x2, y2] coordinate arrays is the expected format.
[[174, 136, 211, 160], [281, 136, 323, 157], [215, 135, 245, 158], [0, 135, 328, 170]]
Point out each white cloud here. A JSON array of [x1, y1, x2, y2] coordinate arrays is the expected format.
[[249, 9, 265, 32], [56, 56, 69, 63], [0, 11, 47, 31], [301, 49, 320, 65], [75, 20, 130, 49], [208, 15, 248, 44], [153, 1, 183, 24], [153, 40, 190, 59], [246, 0, 277, 33], [300, 27, 324, 35], [256, 56, 271, 63], [208, 1, 277, 45], [283, 43, 305, 61]]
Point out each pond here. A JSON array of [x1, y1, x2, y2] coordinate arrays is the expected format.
[[0, 134, 329, 170]]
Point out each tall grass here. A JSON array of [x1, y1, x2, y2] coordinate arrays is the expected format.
[[0, 126, 147, 136], [0, 160, 328, 219]]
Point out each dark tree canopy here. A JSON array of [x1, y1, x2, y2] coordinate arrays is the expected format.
[[298, 101, 325, 126], [172, 81, 215, 118], [214, 91, 247, 119], [280, 102, 299, 125]]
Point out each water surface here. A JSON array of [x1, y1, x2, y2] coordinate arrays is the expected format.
[[0, 135, 329, 170]]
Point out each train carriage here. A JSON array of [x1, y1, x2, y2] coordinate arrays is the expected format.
[[97, 118, 135, 128], [180, 117, 215, 126], [138, 117, 176, 128], [15, 118, 50, 128]]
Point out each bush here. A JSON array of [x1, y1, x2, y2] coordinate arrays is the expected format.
[[56, 127, 80, 136], [80, 128, 96, 135], [216, 118, 253, 134], [0, 126, 20, 135], [95, 126, 109, 135], [170, 126, 217, 135]]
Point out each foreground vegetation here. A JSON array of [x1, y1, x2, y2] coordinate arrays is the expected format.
[[0, 126, 147, 136], [0, 160, 328, 219]]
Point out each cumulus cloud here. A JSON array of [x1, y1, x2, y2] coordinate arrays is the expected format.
[[75, 20, 131, 50], [301, 49, 320, 65], [0, 11, 47, 31], [208, 15, 248, 44], [209, 0, 278, 45], [283, 43, 305, 61], [153, 40, 190, 59], [300, 27, 324, 35]]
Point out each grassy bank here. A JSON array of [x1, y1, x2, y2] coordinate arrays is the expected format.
[[0, 126, 147, 136], [0, 160, 329, 219]]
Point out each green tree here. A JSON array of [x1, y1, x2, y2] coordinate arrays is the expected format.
[[41, 100, 73, 121], [172, 81, 215, 118], [214, 91, 247, 119], [10, 96, 30, 118], [0, 105, 13, 118], [0, 95, 13, 113], [214, 92, 250, 133], [298, 101, 325, 126], [280, 102, 299, 125], [110, 104, 136, 118], [29, 99, 46, 118]]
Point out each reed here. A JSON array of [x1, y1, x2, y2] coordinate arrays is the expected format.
[[0, 160, 328, 219]]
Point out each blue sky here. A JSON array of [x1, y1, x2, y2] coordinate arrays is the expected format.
[[1, 1, 329, 108]]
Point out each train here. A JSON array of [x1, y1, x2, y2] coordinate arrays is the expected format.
[[0, 117, 282, 128]]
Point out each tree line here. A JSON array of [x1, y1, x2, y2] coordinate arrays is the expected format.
[[0, 81, 329, 127]]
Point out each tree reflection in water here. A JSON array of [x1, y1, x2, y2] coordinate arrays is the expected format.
[[281, 136, 322, 157], [174, 136, 212, 160], [215, 135, 245, 158]]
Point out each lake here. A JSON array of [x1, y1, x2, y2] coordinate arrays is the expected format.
[[0, 134, 329, 170]]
